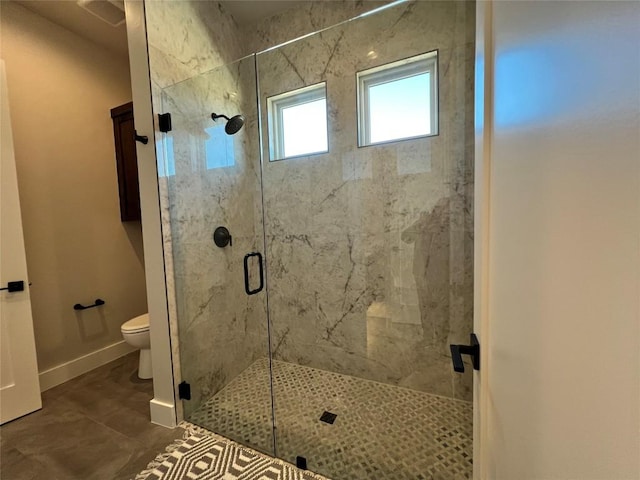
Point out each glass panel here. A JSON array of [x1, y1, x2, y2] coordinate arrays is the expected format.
[[161, 55, 275, 455], [257, 1, 475, 478]]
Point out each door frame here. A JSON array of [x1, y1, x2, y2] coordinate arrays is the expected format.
[[471, 1, 640, 477], [0, 59, 42, 424], [473, 1, 493, 478], [124, 0, 177, 428]]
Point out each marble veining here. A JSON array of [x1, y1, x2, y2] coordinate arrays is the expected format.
[[241, 1, 391, 56], [257, 0, 475, 400], [146, 1, 243, 89]]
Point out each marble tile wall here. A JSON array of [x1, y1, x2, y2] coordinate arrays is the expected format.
[[240, 1, 390, 55], [145, 0, 475, 416], [146, 1, 243, 90], [256, 0, 475, 400], [144, 0, 405, 417], [159, 57, 271, 418], [144, 1, 258, 418]]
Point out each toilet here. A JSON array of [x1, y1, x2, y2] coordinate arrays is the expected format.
[[121, 313, 152, 379]]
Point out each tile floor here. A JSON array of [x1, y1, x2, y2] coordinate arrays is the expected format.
[[1, 354, 472, 480], [189, 359, 473, 480], [0, 353, 184, 480]]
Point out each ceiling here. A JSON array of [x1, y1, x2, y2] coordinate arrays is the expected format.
[[12, 0, 303, 59], [14, 0, 130, 57]]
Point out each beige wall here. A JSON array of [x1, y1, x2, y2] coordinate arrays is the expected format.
[[0, 2, 147, 373], [482, 1, 640, 477]]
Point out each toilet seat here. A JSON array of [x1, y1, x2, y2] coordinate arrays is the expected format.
[[121, 313, 149, 334], [121, 313, 152, 379]]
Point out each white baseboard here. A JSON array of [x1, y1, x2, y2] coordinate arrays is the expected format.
[[39, 340, 136, 392], [150, 398, 177, 428]]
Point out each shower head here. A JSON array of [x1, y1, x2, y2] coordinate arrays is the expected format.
[[211, 113, 245, 135]]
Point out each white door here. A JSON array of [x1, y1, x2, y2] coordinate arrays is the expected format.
[[0, 60, 42, 424], [477, 1, 640, 478]]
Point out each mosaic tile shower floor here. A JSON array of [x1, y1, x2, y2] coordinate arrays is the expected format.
[[189, 359, 472, 480]]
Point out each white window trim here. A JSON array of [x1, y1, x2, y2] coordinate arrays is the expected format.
[[357, 50, 438, 147], [267, 82, 328, 161]]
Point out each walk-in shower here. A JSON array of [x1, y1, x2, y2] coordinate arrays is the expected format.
[[151, 1, 475, 478]]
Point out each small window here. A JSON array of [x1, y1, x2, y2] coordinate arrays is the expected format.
[[357, 51, 438, 147], [267, 83, 328, 161]]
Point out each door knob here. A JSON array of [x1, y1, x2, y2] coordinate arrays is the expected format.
[[0, 281, 25, 292], [450, 333, 480, 372]]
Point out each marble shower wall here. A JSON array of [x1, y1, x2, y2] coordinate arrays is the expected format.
[[144, 1, 261, 418], [239, 1, 390, 55], [257, 1, 475, 400], [144, 0, 408, 415], [145, 0, 474, 412], [146, 1, 243, 90]]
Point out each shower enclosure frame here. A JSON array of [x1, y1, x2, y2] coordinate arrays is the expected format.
[[123, 0, 486, 477], [155, 3, 476, 477]]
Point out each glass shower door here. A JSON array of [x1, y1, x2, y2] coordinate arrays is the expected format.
[[257, 1, 475, 478], [160, 55, 275, 455]]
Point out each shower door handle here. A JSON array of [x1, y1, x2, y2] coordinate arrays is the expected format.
[[243, 252, 264, 295], [450, 334, 480, 373]]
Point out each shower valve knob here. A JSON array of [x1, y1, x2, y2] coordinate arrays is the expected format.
[[213, 226, 232, 248]]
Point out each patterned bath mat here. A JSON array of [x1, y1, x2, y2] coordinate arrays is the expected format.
[[134, 423, 329, 480]]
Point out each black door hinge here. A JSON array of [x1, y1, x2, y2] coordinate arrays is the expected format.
[[178, 381, 191, 400], [0, 281, 24, 292], [158, 113, 172, 133], [450, 333, 480, 373], [296, 456, 307, 470]]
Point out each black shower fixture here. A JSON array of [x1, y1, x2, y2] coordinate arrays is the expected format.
[[211, 112, 245, 135]]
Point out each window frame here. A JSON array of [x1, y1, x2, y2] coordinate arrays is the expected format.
[[356, 50, 439, 147], [267, 82, 329, 161]]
